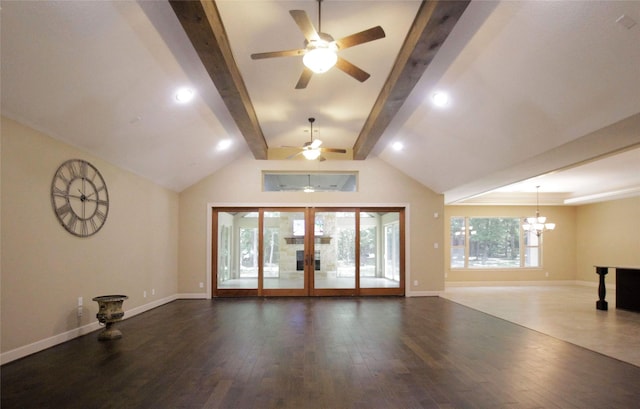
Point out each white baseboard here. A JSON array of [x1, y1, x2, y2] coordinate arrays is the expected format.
[[177, 293, 208, 299], [406, 290, 441, 297], [125, 294, 179, 318], [0, 321, 102, 365], [1, 294, 179, 365]]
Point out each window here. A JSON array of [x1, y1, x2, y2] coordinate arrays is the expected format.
[[262, 172, 357, 192], [450, 217, 541, 269]]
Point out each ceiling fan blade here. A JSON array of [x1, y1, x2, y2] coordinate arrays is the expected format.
[[295, 67, 313, 89], [335, 26, 386, 50], [320, 148, 347, 154], [289, 10, 320, 42], [251, 49, 305, 60], [335, 57, 370, 82], [286, 151, 303, 160]]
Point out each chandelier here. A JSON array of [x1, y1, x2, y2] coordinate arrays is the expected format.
[[522, 186, 555, 236]]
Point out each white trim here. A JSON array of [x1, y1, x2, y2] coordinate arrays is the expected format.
[[1, 295, 178, 365], [407, 290, 441, 297], [1, 321, 101, 365], [124, 295, 178, 318], [177, 293, 209, 299]]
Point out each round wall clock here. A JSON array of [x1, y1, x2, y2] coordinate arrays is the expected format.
[[50, 159, 109, 237]]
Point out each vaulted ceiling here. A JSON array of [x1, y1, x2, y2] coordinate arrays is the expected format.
[[2, 1, 639, 204]]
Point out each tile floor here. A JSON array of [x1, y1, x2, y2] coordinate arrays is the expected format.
[[441, 285, 640, 367]]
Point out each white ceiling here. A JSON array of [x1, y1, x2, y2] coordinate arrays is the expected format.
[[2, 1, 639, 204]]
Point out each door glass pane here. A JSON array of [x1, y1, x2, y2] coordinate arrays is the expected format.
[[314, 211, 356, 289], [361, 211, 400, 288], [217, 212, 258, 289], [263, 211, 305, 289]]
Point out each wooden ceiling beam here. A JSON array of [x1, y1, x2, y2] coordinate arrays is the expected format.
[[352, 0, 470, 160], [169, 0, 268, 159]]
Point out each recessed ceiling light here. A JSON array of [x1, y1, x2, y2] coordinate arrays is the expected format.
[[175, 87, 194, 103], [391, 141, 404, 151], [432, 91, 449, 107], [217, 139, 232, 151]]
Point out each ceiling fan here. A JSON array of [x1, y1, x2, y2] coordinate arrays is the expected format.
[[286, 117, 347, 161], [250, 0, 386, 89]]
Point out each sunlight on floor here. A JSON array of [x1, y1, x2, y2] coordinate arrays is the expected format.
[[441, 285, 640, 367]]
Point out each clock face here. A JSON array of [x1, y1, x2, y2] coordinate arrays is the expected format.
[[51, 159, 109, 237]]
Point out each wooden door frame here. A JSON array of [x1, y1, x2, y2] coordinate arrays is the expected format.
[[210, 206, 406, 298]]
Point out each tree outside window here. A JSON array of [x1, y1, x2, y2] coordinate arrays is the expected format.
[[451, 217, 540, 269]]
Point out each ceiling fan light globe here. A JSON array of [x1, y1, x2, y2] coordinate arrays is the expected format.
[[302, 148, 321, 160], [310, 139, 323, 149], [303, 42, 338, 73]]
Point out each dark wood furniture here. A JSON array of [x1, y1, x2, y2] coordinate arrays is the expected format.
[[595, 265, 640, 312], [616, 267, 640, 312]]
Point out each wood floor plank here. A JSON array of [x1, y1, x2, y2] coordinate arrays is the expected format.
[[2, 297, 640, 409]]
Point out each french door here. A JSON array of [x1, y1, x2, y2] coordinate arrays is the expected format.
[[212, 207, 404, 297]]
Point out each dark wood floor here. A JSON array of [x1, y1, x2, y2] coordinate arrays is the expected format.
[[2, 297, 640, 409]]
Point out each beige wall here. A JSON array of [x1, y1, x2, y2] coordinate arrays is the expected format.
[[178, 152, 445, 294], [1, 117, 179, 353], [3, 114, 637, 360], [575, 197, 640, 283], [444, 205, 577, 283]]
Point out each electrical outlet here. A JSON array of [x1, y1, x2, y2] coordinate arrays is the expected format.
[[77, 297, 83, 318], [152, 289, 155, 296], [434, 242, 439, 249], [545, 272, 549, 277], [143, 291, 147, 298], [199, 282, 204, 288], [413, 280, 418, 286]]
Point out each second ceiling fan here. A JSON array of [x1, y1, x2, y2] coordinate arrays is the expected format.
[[286, 117, 347, 161], [250, 0, 386, 89]]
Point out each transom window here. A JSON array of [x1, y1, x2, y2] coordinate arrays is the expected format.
[[450, 217, 541, 269]]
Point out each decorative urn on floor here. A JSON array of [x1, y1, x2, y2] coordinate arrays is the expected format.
[[92, 295, 128, 341]]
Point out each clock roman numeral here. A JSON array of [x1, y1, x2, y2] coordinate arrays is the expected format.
[[53, 186, 68, 197], [96, 209, 107, 222], [56, 203, 72, 217], [79, 161, 88, 178], [65, 161, 81, 178], [57, 171, 70, 184], [89, 218, 98, 233], [67, 213, 78, 232]]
